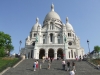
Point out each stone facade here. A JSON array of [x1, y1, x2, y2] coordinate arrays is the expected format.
[[20, 4, 84, 59]]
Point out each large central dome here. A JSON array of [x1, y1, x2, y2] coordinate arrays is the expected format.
[[44, 4, 61, 21]]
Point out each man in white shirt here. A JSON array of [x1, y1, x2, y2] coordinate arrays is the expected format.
[[62, 59, 66, 70], [69, 69, 75, 75]]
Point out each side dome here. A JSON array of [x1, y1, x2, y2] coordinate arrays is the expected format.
[[44, 4, 61, 21], [31, 17, 40, 31], [66, 17, 74, 31]]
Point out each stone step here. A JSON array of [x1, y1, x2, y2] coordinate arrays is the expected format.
[[2, 59, 100, 75]]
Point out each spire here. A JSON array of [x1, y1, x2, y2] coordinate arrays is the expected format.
[[36, 17, 39, 23], [51, 3, 54, 11], [66, 17, 69, 23]]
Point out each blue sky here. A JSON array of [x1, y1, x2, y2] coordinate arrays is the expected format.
[[0, 0, 100, 54]]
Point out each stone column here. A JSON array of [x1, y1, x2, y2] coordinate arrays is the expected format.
[[33, 50, 37, 59], [47, 35, 49, 44], [54, 35, 56, 44], [54, 52, 57, 59], [45, 49, 48, 58]]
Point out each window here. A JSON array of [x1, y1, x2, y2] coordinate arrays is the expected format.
[[50, 33, 53, 42], [50, 22, 53, 30], [43, 35, 45, 44], [69, 51, 70, 58], [68, 42, 72, 45], [71, 50, 73, 58], [57, 35, 60, 44], [68, 33, 71, 37], [43, 39, 45, 44], [74, 52, 76, 58], [34, 34, 36, 37], [58, 39, 60, 44]]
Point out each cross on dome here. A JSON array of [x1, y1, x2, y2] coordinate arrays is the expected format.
[[51, 3, 54, 11]]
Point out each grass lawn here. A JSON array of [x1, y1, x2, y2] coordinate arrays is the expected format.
[[91, 59, 100, 65], [0, 57, 20, 72]]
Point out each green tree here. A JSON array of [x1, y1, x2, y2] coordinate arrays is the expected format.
[[5, 44, 14, 56], [0, 31, 14, 57], [94, 45, 100, 58], [0, 47, 5, 57]]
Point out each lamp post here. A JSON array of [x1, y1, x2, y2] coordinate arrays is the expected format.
[[87, 40, 90, 55], [19, 40, 22, 55]]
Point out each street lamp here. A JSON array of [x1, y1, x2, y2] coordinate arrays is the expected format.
[[87, 40, 90, 55], [19, 40, 22, 55]]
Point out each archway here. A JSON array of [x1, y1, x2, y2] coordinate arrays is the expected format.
[[57, 49, 63, 59], [39, 49, 45, 59], [48, 49, 54, 58]]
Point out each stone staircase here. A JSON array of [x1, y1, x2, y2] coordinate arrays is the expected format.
[[2, 59, 100, 75]]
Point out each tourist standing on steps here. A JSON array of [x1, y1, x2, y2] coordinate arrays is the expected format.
[[67, 60, 70, 71], [62, 59, 66, 70], [48, 60, 51, 69], [69, 69, 75, 75], [50, 57, 53, 63], [33, 61, 36, 71], [79, 55, 82, 61], [36, 60, 39, 69], [42, 56, 45, 63], [39, 61, 42, 69], [72, 61, 76, 71]]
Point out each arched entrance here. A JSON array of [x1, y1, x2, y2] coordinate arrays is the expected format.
[[39, 49, 45, 59], [57, 49, 63, 59], [48, 49, 54, 58]]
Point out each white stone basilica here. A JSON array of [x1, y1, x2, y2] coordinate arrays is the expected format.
[[21, 4, 84, 59]]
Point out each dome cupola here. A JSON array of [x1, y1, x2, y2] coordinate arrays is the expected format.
[[66, 17, 74, 31], [44, 4, 61, 21], [31, 17, 40, 31]]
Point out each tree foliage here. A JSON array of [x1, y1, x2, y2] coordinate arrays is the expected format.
[[0, 31, 14, 57], [94, 46, 100, 53]]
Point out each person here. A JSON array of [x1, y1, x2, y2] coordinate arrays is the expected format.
[[36, 60, 39, 69], [72, 61, 76, 71], [75, 55, 78, 61], [42, 56, 44, 63], [33, 61, 36, 71], [50, 58, 53, 63], [97, 65, 100, 70], [69, 69, 75, 75], [39, 61, 42, 69], [79, 55, 82, 61], [67, 60, 70, 71], [62, 59, 66, 70], [48, 60, 51, 69]]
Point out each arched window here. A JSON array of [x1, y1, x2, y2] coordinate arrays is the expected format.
[[71, 50, 73, 58], [34, 34, 36, 37], [68, 33, 71, 37], [50, 33, 53, 42], [57, 34, 60, 44], [50, 22, 53, 30], [43, 35, 45, 44], [74, 52, 76, 58]]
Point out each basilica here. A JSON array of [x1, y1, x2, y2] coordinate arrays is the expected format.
[[20, 4, 84, 59]]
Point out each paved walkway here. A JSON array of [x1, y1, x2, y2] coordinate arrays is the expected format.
[[2, 59, 100, 75]]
